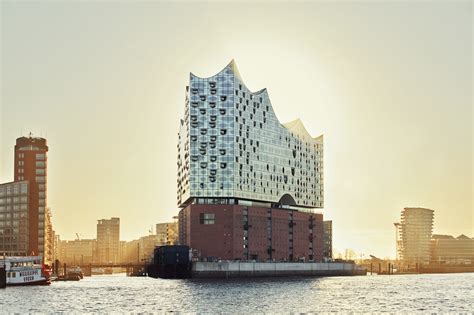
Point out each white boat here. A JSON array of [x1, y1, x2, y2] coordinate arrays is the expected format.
[[2, 256, 51, 286]]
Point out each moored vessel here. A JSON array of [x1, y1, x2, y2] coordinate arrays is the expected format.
[[2, 256, 51, 286]]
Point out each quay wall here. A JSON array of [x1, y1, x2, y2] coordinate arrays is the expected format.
[[192, 262, 366, 278]]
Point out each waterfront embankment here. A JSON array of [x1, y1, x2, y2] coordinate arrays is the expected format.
[[192, 261, 366, 278]]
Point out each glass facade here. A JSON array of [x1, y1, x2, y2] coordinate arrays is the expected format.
[[177, 61, 324, 209]]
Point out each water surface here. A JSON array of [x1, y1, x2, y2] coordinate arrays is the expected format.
[[1, 273, 472, 312]]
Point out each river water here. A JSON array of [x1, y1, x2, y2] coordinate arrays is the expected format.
[[1, 273, 472, 313]]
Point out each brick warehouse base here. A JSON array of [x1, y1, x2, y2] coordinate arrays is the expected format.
[[179, 204, 324, 262]]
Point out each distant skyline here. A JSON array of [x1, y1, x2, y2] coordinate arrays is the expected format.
[[1, 1, 472, 258]]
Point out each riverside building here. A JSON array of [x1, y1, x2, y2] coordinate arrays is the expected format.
[[0, 181, 29, 257], [178, 61, 325, 261], [396, 207, 434, 264], [323, 220, 333, 260], [156, 222, 179, 245], [430, 234, 474, 264], [96, 217, 120, 264], [0, 135, 54, 263]]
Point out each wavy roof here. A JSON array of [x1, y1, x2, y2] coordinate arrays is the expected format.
[[191, 60, 323, 141]]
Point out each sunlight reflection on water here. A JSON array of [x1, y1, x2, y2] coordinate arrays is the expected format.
[[1, 273, 472, 312]]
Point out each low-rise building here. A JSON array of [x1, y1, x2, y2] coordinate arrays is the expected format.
[[156, 222, 178, 245], [430, 234, 474, 264], [57, 238, 97, 265], [120, 235, 162, 263]]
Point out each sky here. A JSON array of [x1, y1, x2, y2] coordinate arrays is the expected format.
[[1, 1, 472, 258]]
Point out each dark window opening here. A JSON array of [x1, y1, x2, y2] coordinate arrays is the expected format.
[[200, 213, 215, 225]]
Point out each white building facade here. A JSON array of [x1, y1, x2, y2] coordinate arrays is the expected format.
[[397, 207, 434, 264]]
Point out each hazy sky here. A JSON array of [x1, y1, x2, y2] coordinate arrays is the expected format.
[[1, 1, 472, 258]]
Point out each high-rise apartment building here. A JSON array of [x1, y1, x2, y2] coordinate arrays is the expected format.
[[14, 136, 49, 259], [396, 207, 434, 264], [96, 217, 120, 264], [178, 61, 325, 261], [0, 135, 54, 262]]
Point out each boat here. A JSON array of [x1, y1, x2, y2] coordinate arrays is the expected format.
[[68, 266, 83, 279], [2, 256, 51, 286]]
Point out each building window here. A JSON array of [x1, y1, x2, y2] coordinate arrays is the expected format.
[[200, 213, 215, 225], [36, 153, 46, 161]]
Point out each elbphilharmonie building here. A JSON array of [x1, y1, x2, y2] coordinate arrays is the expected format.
[[177, 61, 327, 261]]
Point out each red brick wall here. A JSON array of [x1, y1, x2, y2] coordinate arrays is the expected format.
[[293, 211, 311, 260], [271, 209, 289, 260], [14, 137, 48, 256], [247, 207, 269, 261], [231, 207, 244, 259], [312, 213, 324, 261], [180, 204, 236, 260], [180, 204, 325, 262]]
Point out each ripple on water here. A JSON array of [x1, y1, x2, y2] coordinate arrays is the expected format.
[[0, 273, 473, 312]]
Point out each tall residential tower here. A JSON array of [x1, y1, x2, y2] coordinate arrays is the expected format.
[[1, 135, 54, 262], [14, 136, 49, 259], [396, 207, 434, 264], [96, 217, 120, 264]]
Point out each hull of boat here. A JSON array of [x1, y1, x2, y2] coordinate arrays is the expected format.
[[7, 278, 51, 286]]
